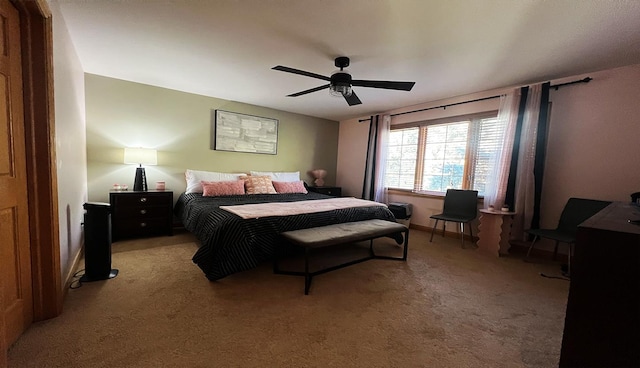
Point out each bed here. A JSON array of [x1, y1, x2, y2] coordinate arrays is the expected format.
[[174, 191, 399, 280]]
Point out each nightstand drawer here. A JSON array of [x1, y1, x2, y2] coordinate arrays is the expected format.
[[111, 193, 170, 207], [112, 205, 169, 219], [308, 186, 342, 197], [112, 217, 170, 238]]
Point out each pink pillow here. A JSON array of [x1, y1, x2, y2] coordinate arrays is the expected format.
[[201, 180, 245, 196], [239, 175, 277, 194], [272, 180, 308, 194]]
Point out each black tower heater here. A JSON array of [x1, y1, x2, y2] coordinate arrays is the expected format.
[[81, 202, 118, 282]]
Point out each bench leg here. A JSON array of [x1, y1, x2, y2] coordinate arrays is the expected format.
[[373, 229, 410, 261], [304, 246, 311, 295], [273, 241, 281, 273], [402, 229, 409, 260]]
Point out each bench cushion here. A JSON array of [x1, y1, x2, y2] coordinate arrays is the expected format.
[[281, 219, 407, 249]]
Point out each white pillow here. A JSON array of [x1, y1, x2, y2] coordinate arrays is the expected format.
[[250, 171, 300, 182], [185, 169, 246, 193]]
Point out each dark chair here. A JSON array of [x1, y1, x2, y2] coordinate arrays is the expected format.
[[525, 197, 611, 274], [429, 189, 479, 248]]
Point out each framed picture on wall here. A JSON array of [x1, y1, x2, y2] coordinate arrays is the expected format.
[[212, 110, 278, 155]]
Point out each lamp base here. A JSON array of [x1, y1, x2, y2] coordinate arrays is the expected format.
[[133, 167, 147, 191]]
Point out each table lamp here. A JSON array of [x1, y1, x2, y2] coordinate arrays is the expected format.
[[124, 147, 157, 191], [311, 169, 327, 187]]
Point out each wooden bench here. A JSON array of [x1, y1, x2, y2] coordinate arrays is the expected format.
[[274, 219, 409, 294]]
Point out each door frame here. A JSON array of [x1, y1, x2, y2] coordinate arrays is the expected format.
[[1, 279, 5, 367], [1, 1, 59, 362], [13, 0, 62, 320]]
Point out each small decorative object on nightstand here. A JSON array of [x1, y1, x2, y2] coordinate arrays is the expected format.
[[308, 186, 341, 197], [310, 169, 327, 187], [109, 190, 173, 241]]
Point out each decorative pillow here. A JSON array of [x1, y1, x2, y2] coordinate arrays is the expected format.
[[250, 171, 300, 182], [272, 180, 308, 194], [201, 180, 245, 196], [185, 169, 245, 193], [240, 175, 277, 194]]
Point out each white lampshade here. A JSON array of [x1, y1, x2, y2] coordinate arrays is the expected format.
[[123, 148, 157, 166]]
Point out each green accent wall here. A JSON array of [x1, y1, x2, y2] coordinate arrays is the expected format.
[[85, 74, 338, 204]]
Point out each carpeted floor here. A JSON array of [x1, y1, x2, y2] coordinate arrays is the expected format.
[[8, 229, 569, 368]]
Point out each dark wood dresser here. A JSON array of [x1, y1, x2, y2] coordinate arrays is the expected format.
[[109, 190, 173, 241], [559, 201, 640, 367]]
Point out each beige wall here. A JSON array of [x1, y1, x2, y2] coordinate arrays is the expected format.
[[52, 2, 88, 284], [541, 64, 640, 226], [85, 74, 339, 204], [338, 63, 640, 253]]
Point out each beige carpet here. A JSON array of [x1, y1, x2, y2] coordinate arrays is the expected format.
[[8, 229, 569, 368]]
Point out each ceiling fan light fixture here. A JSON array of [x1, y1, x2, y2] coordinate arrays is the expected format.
[[329, 71, 352, 97], [329, 83, 352, 97]]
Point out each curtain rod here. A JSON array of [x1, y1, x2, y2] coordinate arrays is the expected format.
[[549, 77, 592, 90], [358, 76, 592, 122], [390, 94, 500, 117]]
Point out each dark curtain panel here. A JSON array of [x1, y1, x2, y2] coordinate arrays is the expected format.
[[504, 86, 529, 210], [362, 115, 379, 200], [531, 82, 551, 229]]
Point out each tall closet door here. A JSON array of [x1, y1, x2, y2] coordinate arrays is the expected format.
[[0, 0, 33, 350]]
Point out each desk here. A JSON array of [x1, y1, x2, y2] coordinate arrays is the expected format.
[[477, 209, 516, 257]]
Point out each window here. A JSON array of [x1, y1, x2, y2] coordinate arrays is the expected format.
[[386, 128, 418, 189], [422, 122, 469, 192], [385, 112, 504, 195]]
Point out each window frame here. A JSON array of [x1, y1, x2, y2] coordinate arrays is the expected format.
[[387, 110, 499, 196]]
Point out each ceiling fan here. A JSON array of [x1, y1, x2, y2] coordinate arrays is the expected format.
[[272, 56, 416, 106]]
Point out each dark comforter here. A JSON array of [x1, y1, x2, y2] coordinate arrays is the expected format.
[[174, 192, 398, 280]]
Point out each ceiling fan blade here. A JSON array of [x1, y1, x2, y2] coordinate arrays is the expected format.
[[287, 84, 330, 97], [272, 66, 331, 82], [344, 91, 362, 106], [351, 80, 415, 91]]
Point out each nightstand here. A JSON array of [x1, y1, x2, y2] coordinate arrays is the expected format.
[[109, 190, 173, 241], [308, 186, 342, 197]]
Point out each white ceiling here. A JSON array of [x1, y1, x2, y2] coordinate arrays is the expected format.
[[56, 0, 640, 122]]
